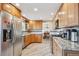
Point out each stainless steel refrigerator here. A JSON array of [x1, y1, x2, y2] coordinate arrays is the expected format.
[[13, 16, 22, 56], [0, 11, 14, 56], [0, 11, 22, 56]]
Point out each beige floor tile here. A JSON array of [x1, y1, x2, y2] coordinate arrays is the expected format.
[[22, 39, 53, 56]]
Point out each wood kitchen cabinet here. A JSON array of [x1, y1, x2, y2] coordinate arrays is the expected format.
[[24, 35, 32, 46], [30, 34, 42, 43], [53, 39, 62, 56], [35, 34, 42, 42], [0, 4, 1, 11], [74, 4, 79, 26], [67, 3, 78, 27], [53, 37, 79, 56], [64, 51, 79, 56], [67, 3, 79, 27], [29, 20, 43, 30], [24, 34, 42, 47], [67, 4, 74, 27], [58, 4, 68, 28], [56, 3, 79, 28]]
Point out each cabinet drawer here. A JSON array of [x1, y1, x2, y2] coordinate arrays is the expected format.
[[65, 51, 79, 56], [67, 53, 79, 56]]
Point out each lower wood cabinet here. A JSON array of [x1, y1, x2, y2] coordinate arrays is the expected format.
[[53, 38, 79, 56], [53, 39, 62, 56], [24, 34, 42, 47], [35, 34, 42, 42], [64, 51, 79, 56], [24, 35, 31, 46]]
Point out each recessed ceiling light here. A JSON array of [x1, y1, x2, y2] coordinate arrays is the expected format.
[[39, 17, 42, 19], [58, 12, 65, 15], [6, 5, 10, 8], [15, 3, 20, 7], [34, 8, 38, 11], [68, 14, 73, 18], [51, 13, 54, 15]]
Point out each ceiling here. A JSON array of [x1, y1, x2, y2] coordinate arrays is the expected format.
[[16, 3, 61, 21]]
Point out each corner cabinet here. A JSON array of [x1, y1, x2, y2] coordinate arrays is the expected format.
[[57, 3, 79, 28]]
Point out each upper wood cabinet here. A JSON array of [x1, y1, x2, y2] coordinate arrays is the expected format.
[[3, 4, 21, 18], [56, 3, 79, 28], [0, 3, 21, 18], [67, 3, 75, 26], [0, 4, 1, 11], [28, 20, 43, 30], [67, 3, 79, 27], [58, 4, 68, 28], [74, 4, 79, 26]]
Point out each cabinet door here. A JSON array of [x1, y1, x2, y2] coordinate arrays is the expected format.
[[67, 3, 74, 26], [53, 39, 57, 55], [30, 34, 34, 42], [53, 39, 62, 56], [59, 3, 79, 28], [24, 35, 31, 46], [63, 4, 68, 27], [38, 34, 42, 42], [58, 4, 68, 28], [67, 53, 79, 56], [34, 34, 42, 43], [56, 43, 62, 56], [74, 4, 79, 26], [58, 7, 63, 28], [0, 4, 1, 11], [67, 3, 79, 26], [66, 51, 79, 56]]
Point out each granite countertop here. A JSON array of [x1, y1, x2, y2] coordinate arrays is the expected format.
[[53, 37, 79, 51], [24, 29, 43, 35]]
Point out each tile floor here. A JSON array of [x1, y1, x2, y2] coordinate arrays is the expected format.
[[22, 38, 53, 56]]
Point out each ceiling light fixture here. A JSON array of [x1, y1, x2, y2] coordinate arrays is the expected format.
[[15, 3, 20, 7], [51, 13, 54, 15], [39, 17, 42, 20], [58, 12, 65, 15], [68, 14, 73, 18], [34, 8, 38, 11], [6, 5, 10, 8]]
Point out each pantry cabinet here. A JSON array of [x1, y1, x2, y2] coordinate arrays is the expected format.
[[56, 3, 79, 28]]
